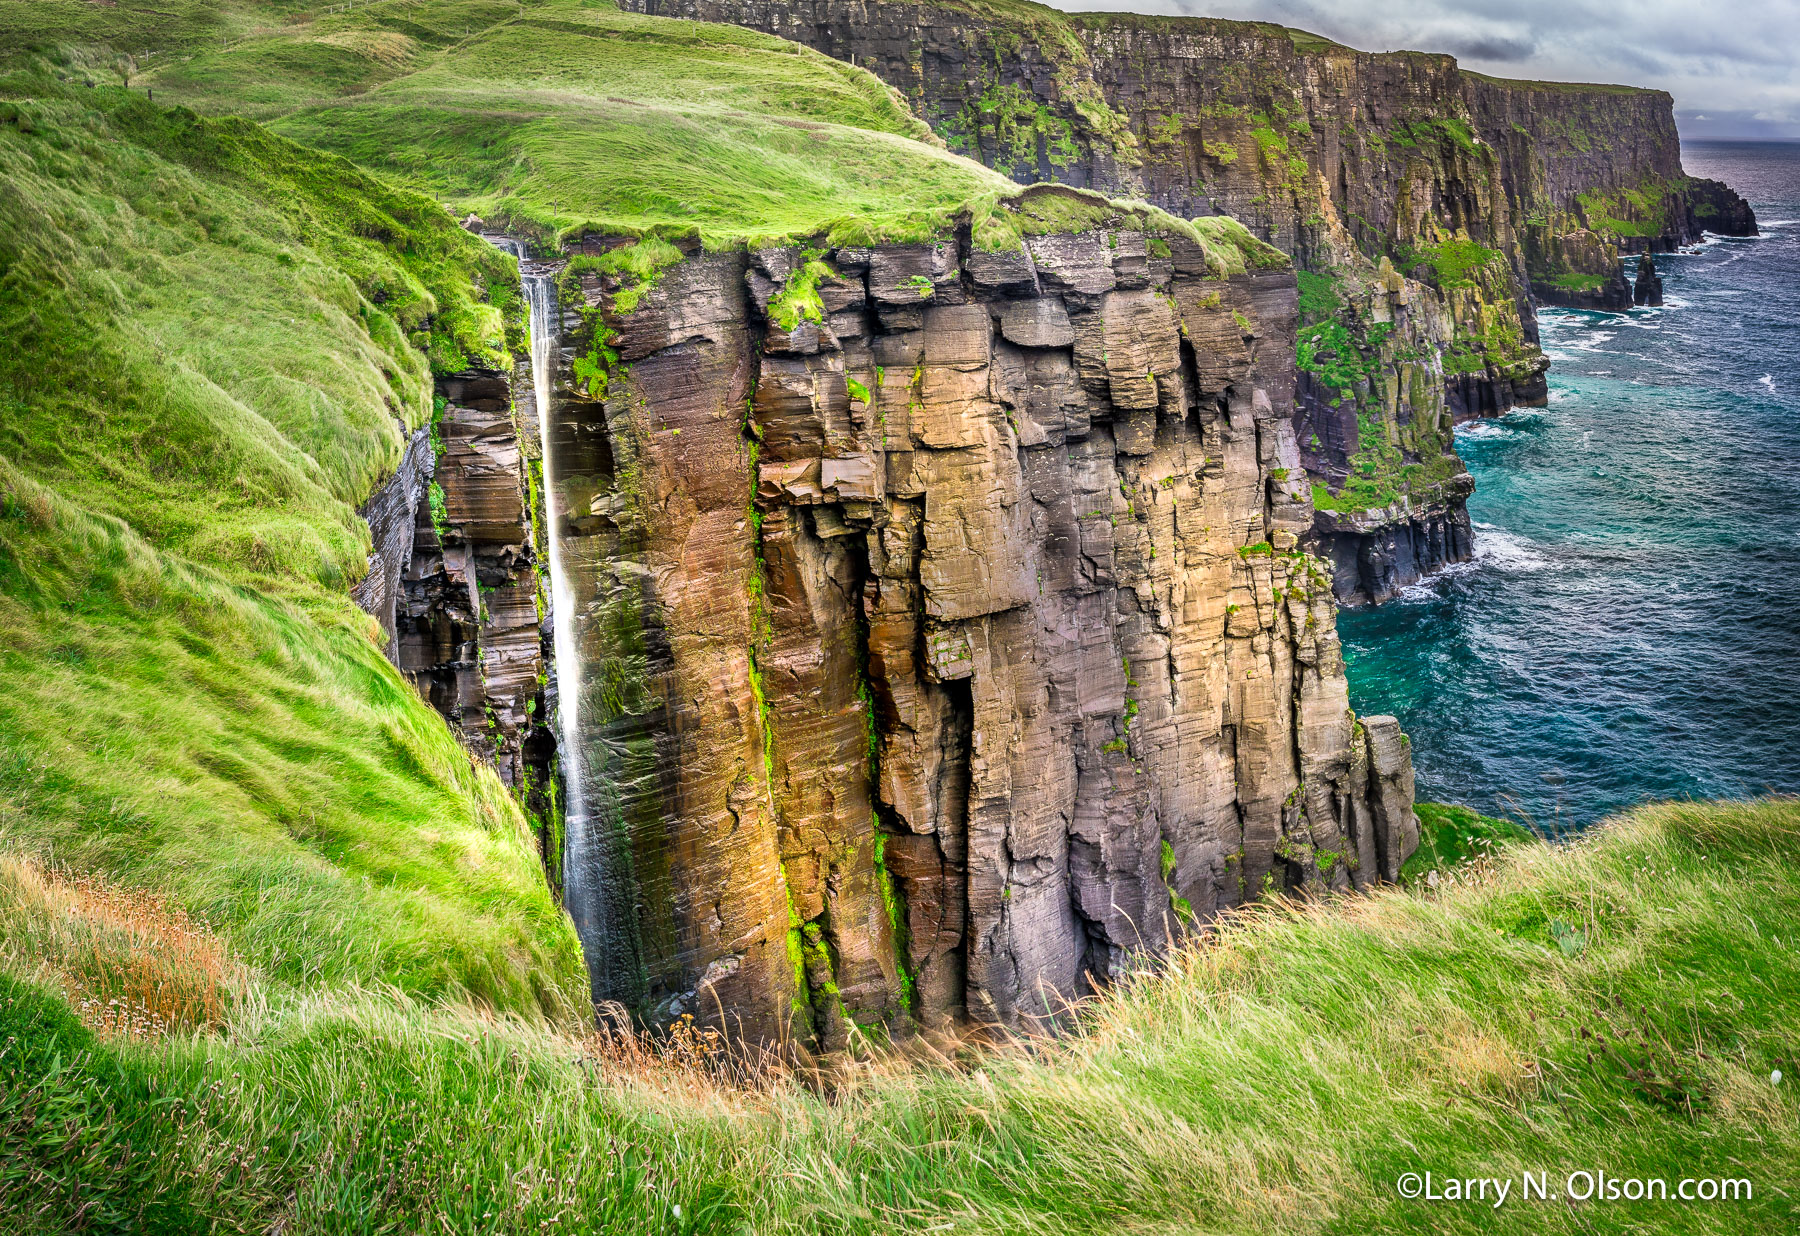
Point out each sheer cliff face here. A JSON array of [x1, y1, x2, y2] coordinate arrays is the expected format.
[[620, 0, 1754, 604], [535, 205, 1415, 1046]]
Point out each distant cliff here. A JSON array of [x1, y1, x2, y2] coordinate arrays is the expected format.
[[624, 0, 1757, 602]]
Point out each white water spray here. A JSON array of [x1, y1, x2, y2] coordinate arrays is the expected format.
[[493, 239, 596, 958]]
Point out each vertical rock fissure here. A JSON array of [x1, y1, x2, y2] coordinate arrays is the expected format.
[[853, 533, 921, 1027]]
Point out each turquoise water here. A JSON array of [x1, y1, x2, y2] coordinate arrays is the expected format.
[[1339, 142, 1800, 830]]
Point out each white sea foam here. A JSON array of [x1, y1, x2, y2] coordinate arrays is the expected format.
[[1475, 527, 1553, 572], [1457, 420, 1509, 440], [1389, 524, 1556, 602], [1761, 373, 1778, 392]]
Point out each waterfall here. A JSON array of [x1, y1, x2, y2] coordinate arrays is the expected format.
[[491, 238, 599, 988]]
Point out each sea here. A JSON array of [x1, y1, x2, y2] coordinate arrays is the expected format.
[[1338, 141, 1800, 831]]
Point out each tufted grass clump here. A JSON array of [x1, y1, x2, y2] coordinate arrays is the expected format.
[[0, 855, 240, 1039]]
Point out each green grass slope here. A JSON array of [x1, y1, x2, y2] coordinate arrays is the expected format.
[[7, 0, 1289, 259], [4, 799, 1797, 1232], [0, 79, 583, 1016], [124, 0, 1024, 246], [1403, 800, 1540, 884]]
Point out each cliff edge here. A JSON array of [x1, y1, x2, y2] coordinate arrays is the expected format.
[[535, 193, 1417, 1043]]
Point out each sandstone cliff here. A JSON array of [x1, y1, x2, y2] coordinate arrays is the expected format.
[[505, 191, 1419, 1046], [621, 0, 1755, 603]]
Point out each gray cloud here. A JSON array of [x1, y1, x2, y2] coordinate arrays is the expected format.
[[1438, 34, 1536, 62], [1048, 0, 1800, 139]]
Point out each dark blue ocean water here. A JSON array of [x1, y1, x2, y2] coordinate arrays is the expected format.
[[1339, 142, 1800, 831]]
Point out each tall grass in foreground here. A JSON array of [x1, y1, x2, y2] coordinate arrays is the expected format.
[[4, 799, 1798, 1233]]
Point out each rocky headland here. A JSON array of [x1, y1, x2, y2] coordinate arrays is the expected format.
[[323, 2, 1757, 1045], [368, 195, 1419, 1046]]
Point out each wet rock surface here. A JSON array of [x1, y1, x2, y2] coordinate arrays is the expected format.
[[356, 370, 553, 814], [1634, 253, 1665, 308]]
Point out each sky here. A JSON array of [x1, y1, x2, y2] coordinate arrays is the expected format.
[[1045, 0, 1800, 141]]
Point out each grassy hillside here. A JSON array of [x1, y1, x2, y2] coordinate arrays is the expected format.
[[0, 0, 1314, 254], [114, 0, 1024, 246], [4, 799, 1797, 1232], [0, 77, 584, 1017]]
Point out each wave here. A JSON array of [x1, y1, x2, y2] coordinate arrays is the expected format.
[[1761, 373, 1778, 392], [1457, 420, 1510, 440], [1387, 527, 1556, 603], [1475, 527, 1555, 573]]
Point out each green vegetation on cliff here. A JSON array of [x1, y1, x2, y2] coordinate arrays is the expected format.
[[1403, 801, 1539, 884], [7, 0, 1280, 266], [0, 80, 583, 1017], [5, 800, 1798, 1232]]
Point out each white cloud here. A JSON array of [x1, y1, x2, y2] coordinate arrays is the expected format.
[[1044, 0, 1800, 139]]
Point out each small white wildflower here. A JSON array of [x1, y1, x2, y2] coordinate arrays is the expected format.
[[1773, 1070, 1784, 1086], [672, 1204, 683, 1220]]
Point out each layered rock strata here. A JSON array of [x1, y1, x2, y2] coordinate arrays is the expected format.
[[623, 0, 1754, 600], [544, 196, 1417, 1046], [356, 370, 555, 828]]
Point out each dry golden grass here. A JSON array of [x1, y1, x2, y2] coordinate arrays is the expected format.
[[0, 854, 240, 1039]]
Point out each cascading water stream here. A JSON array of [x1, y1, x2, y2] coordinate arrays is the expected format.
[[492, 239, 599, 986]]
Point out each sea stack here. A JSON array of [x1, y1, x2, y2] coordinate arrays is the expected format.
[[1634, 252, 1665, 306]]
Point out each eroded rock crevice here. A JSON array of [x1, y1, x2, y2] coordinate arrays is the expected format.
[[357, 369, 557, 839]]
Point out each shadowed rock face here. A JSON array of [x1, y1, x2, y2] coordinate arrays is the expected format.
[[620, 0, 1755, 602], [357, 370, 558, 861], [540, 214, 1417, 1046], [1634, 253, 1665, 308]]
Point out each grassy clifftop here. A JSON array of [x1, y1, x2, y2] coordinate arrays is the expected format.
[[132, 0, 1022, 246], [8, 0, 1281, 257], [5, 799, 1797, 1232]]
